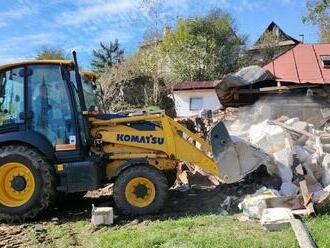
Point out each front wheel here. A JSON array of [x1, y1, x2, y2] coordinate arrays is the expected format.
[[113, 165, 168, 216], [0, 145, 56, 222]]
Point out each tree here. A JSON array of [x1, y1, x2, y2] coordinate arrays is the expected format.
[[162, 9, 245, 82], [98, 48, 175, 116], [35, 47, 68, 60], [303, 0, 330, 43], [91, 39, 124, 73]]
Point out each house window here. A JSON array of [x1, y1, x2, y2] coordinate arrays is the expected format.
[[321, 55, 330, 68], [190, 97, 203, 110]]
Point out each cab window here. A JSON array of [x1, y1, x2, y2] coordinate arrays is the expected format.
[[0, 67, 24, 126]]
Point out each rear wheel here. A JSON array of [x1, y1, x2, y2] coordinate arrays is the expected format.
[[0, 145, 56, 222], [114, 165, 168, 215]]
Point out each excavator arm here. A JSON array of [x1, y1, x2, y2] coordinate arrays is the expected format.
[[91, 112, 267, 183]]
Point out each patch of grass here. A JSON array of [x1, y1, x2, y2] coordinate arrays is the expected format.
[[29, 213, 330, 248], [305, 213, 330, 247], [93, 215, 296, 248]]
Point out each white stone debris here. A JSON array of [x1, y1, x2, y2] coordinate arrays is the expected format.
[[238, 187, 280, 219], [230, 115, 330, 220], [261, 208, 294, 231], [91, 205, 114, 227]]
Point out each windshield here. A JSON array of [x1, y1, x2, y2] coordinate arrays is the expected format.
[[82, 77, 98, 110], [69, 71, 100, 111]]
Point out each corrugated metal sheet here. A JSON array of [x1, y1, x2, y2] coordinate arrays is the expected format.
[[219, 65, 274, 91], [173, 81, 221, 90], [264, 44, 330, 84]]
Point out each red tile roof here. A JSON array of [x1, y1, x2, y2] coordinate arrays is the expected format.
[[263, 44, 330, 84], [173, 81, 220, 90]]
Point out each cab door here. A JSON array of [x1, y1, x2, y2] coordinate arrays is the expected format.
[[27, 64, 83, 160]]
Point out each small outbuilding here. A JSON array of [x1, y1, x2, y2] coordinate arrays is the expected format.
[[172, 81, 221, 117]]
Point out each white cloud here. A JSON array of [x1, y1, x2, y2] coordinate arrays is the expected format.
[[5, 33, 56, 47], [96, 30, 133, 43], [0, 0, 39, 26], [0, 32, 57, 63], [56, 0, 138, 26]]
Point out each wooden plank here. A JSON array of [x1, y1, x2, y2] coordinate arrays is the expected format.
[[291, 209, 310, 217], [269, 120, 316, 140], [290, 218, 317, 248], [296, 164, 315, 216], [265, 196, 304, 209], [237, 84, 319, 94]]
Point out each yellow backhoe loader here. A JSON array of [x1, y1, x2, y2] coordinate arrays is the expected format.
[[0, 52, 267, 222]]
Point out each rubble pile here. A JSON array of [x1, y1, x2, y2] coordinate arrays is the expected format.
[[227, 115, 330, 221]]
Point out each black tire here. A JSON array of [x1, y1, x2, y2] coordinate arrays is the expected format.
[[114, 165, 168, 216], [0, 145, 56, 222]]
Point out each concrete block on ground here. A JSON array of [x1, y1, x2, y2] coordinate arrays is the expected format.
[[91, 206, 114, 227], [261, 208, 294, 231]]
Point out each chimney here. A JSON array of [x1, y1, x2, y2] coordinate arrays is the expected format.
[[299, 34, 304, 43]]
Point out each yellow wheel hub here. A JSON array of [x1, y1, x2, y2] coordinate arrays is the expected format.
[[0, 162, 35, 207], [125, 177, 156, 208]]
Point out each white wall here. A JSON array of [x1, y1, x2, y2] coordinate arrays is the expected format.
[[173, 89, 222, 117]]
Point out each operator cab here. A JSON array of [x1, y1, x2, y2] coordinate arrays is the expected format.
[[0, 60, 94, 163]]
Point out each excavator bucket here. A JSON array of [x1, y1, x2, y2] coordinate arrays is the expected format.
[[210, 122, 269, 184]]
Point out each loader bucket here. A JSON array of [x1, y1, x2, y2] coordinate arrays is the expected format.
[[210, 122, 269, 184]]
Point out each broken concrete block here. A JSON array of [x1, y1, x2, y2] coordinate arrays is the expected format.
[[249, 120, 289, 154], [273, 148, 293, 167], [279, 182, 299, 197], [304, 152, 322, 181], [91, 206, 114, 227], [261, 208, 294, 231], [322, 154, 330, 186], [273, 148, 293, 182], [35, 224, 44, 232], [238, 187, 279, 219], [295, 146, 311, 163]]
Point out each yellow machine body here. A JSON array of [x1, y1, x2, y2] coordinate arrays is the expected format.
[[91, 113, 220, 179]]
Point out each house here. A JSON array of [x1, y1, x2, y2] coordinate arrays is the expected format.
[[248, 22, 301, 64], [173, 81, 222, 117], [263, 43, 330, 84], [219, 43, 330, 108]]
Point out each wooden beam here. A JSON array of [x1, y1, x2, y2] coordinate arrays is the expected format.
[[296, 164, 315, 216], [290, 218, 317, 248], [237, 84, 320, 94]]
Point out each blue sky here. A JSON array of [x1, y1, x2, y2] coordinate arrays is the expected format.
[[0, 0, 318, 69]]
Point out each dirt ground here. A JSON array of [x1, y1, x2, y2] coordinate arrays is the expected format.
[[0, 167, 280, 248]]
